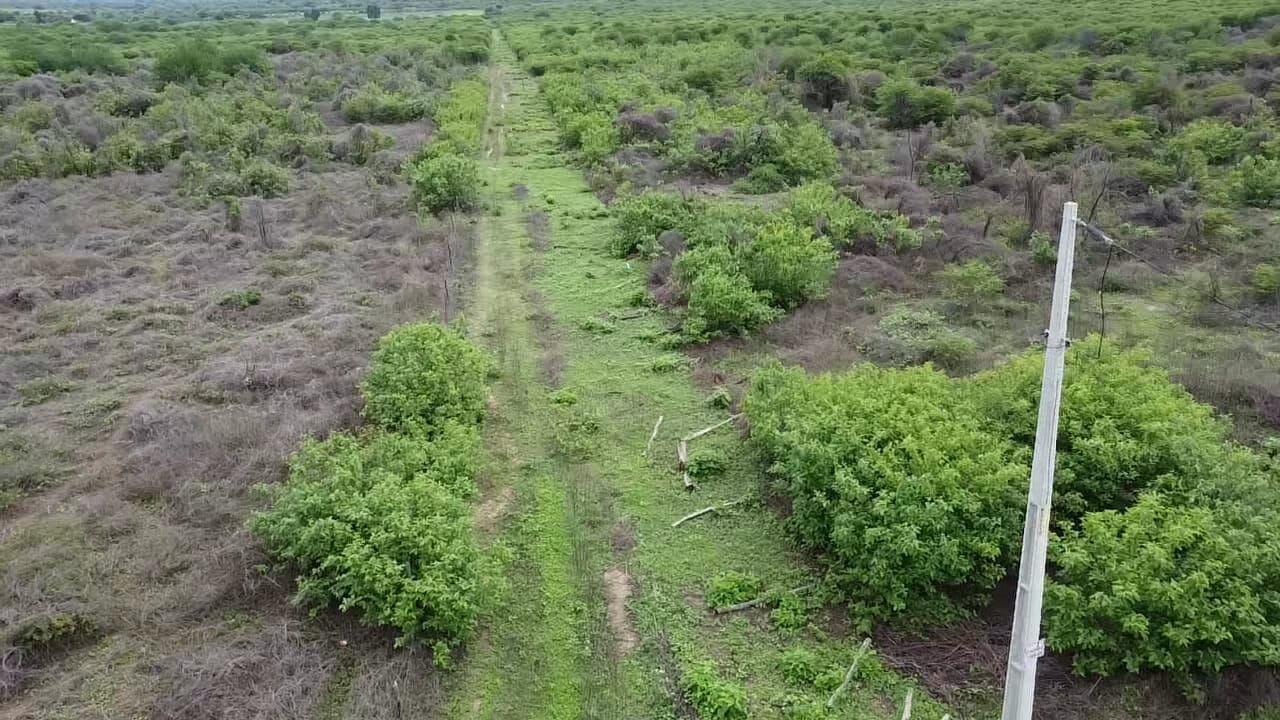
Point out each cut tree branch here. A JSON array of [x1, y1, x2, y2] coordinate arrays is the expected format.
[[826, 638, 873, 709], [645, 415, 664, 457], [671, 496, 750, 528], [712, 583, 816, 615]]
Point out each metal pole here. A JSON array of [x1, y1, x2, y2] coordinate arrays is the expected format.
[[1000, 201, 1078, 720]]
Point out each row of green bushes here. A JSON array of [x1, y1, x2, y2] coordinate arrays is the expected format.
[[611, 183, 918, 340], [408, 75, 489, 214], [744, 341, 1280, 684], [251, 323, 495, 664]]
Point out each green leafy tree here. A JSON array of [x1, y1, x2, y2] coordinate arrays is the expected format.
[[939, 260, 1004, 307], [875, 79, 956, 129], [683, 268, 780, 340], [1228, 156, 1280, 208], [250, 427, 489, 656]]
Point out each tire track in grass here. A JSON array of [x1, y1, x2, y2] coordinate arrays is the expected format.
[[449, 30, 626, 720]]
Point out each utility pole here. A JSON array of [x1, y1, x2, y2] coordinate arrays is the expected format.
[[1000, 201, 1078, 720]]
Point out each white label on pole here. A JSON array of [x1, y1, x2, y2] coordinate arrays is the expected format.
[[1027, 640, 1046, 659]]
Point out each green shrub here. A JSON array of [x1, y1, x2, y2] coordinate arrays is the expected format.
[[340, 85, 428, 124], [681, 661, 749, 720], [872, 307, 977, 370], [683, 268, 780, 340], [705, 570, 764, 609], [769, 592, 810, 630], [785, 183, 918, 251], [218, 288, 262, 310], [1030, 231, 1056, 265], [1228, 156, 1280, 208], [360, 322, 489, 434], [18, 377, 73, 406], [778, 647, 820, 686], [939, 260, 1004, 306], [409, 152, 480, 214], [609, 191, 695, 257], [774, 122, 839, 184], [1167, 119, 1247, 169], [875, 79, 956, 129], [1250, 263, 1280, 300], [250, 427, 488, 655], [154, 39, 219, 84], [740, 219, 836, 310], [1045, 493, 1280, 682], [11, 613, 98, 656], [745, 362, 1028, 625], [731, 163, 789, 194], [239, 160, 290, 198], [10, 42, 127, 75], [968, 340, 1232, 519], [687, 447, 729, 480]]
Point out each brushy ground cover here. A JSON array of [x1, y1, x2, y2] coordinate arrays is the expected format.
[[0, 11, 493, 718]]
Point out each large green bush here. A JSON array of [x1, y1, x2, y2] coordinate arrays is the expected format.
[[409, 151, 481, 214], [968, 342, 1233, 519], [875, 79, 957, 129], [250, 427, 488, 655], [1045, 493, 1280, 682], [739, 219, 836, 310], [745, 362, 1029, 625], [683, 267, 780, 340], [1227, 156, 1280, 208], [785, 183, 920, 251], [340, 84, 428, 123], [361, 322, 490, 433], [609, 190, 696, 257]]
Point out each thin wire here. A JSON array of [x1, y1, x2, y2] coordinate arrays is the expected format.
[[1075, 219, 1280, 337], [1097, 243, 1114, 359]]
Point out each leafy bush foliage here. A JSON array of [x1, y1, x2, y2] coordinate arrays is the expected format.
[[1227, 156, 1280, 208], [968, 343, 1233, 519], [705, 570, 765, 609], [682, 268, 780, 340], [360, 322, 490, 433], [1045, 493, 1280, 682], [778, 647, 820, 686], [869, 307, 978, 370], [250, 426, 488, 654], [785, 182, 920, 252], [609, 190, 695, 257], [745, 362, 1028, 625], [681, 660, 750, 720], [739, 219, 837, 310], [410, 152, 481, 214], [340, 84, 428, 123], [939, 260, 1004, 306], [876, 79, 957, 129]]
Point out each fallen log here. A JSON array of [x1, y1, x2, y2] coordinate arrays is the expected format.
[[671, 496, 749, 528], [712, 583, 816, 615], [826, 638, 873, 709]]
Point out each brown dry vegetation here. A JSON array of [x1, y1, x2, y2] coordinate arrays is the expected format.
[[0, 125, 471, 717]]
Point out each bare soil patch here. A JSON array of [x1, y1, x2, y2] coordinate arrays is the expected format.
[[602, 568, 638, 657]]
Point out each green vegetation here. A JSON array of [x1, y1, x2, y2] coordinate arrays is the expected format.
[[253, 322, 493, 663], [746, 340, 1280, 681]]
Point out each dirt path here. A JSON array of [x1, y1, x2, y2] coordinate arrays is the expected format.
[[449, 30, 628, 720]]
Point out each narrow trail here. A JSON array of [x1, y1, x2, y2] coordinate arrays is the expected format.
[[452, 30, 627, 720], [451, 26, 942, 720]]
